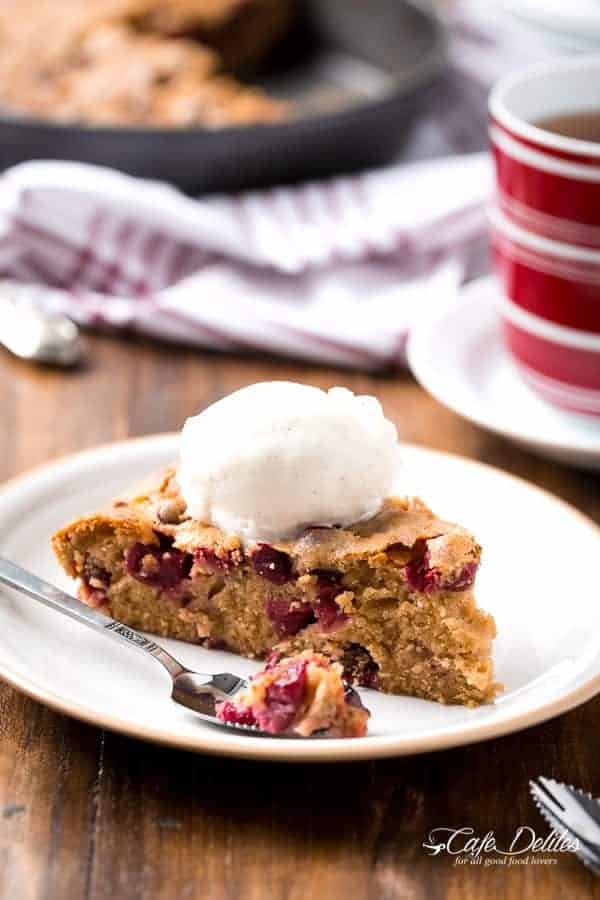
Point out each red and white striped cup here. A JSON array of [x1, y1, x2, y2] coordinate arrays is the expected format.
[[489, 58, 600, 416]]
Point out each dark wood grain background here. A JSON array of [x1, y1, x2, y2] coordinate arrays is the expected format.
[[0, 334, 598, 900]]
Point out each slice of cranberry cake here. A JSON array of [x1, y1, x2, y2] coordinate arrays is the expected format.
[[217, 650, 369, 737], [53, 468, 499, 706]]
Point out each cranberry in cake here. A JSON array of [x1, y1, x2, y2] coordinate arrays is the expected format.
[[216, 650, 370, 737], [53, 382, 499, 708]]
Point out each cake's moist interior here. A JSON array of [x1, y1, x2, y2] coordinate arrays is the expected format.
[[54, 469, 498, 707], [217, 649, 370, 737]]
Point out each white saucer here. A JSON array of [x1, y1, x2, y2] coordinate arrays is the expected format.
[[1, 433, 600, 761], [492, 0, 600, 44], [407, 275, 600, 471]]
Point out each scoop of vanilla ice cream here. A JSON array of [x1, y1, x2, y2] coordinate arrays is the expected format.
[[178, 381, 402, 544]]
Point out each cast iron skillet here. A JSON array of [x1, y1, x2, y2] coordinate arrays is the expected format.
[[0, 0, 446, 192]]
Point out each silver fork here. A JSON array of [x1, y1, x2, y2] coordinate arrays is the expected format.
[[530, 777, 600, 877], [0, 558, 271, 736]]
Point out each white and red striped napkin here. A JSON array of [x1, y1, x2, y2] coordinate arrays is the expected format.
[[0, 2, 576, 370], [0, 154, 492, 369]]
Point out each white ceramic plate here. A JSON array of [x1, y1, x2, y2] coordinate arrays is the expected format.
[[407, 275, 600, 471], [0, 434, 599, 761]]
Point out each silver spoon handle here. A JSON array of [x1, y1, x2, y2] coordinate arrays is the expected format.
[[0, 283, 81, 366], [0, 558, 186, 679]]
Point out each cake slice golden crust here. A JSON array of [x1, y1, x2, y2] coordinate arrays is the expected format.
[[53, 468, 499, 706]]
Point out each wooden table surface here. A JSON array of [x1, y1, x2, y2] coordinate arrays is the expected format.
[[0, 334, 598, 900]]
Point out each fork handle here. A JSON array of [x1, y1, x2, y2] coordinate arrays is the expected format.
[[0, 558, 187, 679]]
